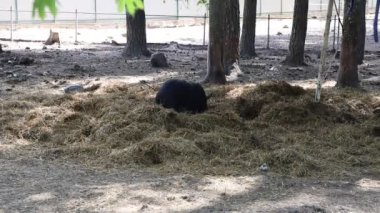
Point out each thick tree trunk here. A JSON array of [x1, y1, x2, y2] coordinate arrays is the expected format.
[[203, 0, 226, 84], [356, 0, 366, 64], [336, 0, 361, 88], [240, 0, 257, 58], [123, 3, 151, 58], [284, 0, 309, 66], [223, 0, 240, 75]]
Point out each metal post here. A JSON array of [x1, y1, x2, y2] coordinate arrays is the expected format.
[[260, 0, 262, 16], [267, 14, 270, 49], [320, 0, 323, 11], [281, 0, 283, 15], [176, 0, 179, 19], [14, 0, 18, 24], [75, 9, 78, 44], [94, 0, 97, 23], [203, 13, 207, 45], [125, 5, 128, 44], [10, 6, 13, 42], [337, 0, 341, 51], [333, 15, 336, 50]]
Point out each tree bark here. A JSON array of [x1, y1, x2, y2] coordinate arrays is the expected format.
[[375, 0, 379, 42], [203, 0, 227, 84], [240, 0, 257, 58], [223, 0, 240, 75], [284, 0, 309, 66], [123, 2, 151, 58], [336, 0, 361, 88], [356, 0, 366, 65]]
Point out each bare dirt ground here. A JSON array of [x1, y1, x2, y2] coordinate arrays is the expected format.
[[0, 24, 380, 212], [0, 155, 379, 212]]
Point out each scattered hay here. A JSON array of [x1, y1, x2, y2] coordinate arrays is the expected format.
[[2, 81, 380, 178]]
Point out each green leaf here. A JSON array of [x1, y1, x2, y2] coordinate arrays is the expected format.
[[117, 0, 144, 16], [33, 0, 57, 20]]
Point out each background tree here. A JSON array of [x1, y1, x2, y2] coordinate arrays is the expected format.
[[284, 0, 309, 66], [356, 0, 366, 64], [223, 0, 240, 75], [336, 0, 362, 88], [123, 0, 151, 57], [203, 0, 226, 84], [240, 0, 257, 57], [33, 0, 148, 57]]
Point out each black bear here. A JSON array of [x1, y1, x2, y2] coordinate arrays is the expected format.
[[155, 79, 207, 113]]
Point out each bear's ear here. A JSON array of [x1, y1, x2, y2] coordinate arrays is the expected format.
[[206, 94, 212, 100]]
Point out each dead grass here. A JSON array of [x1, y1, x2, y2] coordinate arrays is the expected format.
[[1, 81, 380, 178]]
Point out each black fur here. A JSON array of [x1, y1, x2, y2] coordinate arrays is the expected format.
[[155, 79, 207, 113]]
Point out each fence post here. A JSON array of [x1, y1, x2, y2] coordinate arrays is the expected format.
[[280, 0, 283, 15], [259, 0, 262, 16], [337, 0, 341, 51], [333, 15, 336, 50], [75, 9, 78, 44], [125, 5, 128, 44], [176, 0, 179, 19], [94, 0, 97, 23], [14, 0, 18, 24], [320, 0, 323, 11], [10, 6, 13, 42], [267, 14, 270, 49], [203, 13, 207, 45]]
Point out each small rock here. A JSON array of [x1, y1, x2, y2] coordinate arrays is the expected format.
[[283, 25, 289, 29], [73, 64, 82, 71], [373, 107, 380, 116], [19, 57, 34, 66], [83, 83, 101, 92], [277, 32, 283, 36], [5, 88, 12, 92], [64, 84, 84, 94], [140, 204, 148, 210], [312, 16, 318, 19], [150, 53, 169, 68], [372, 126, 380, 137], [25, 47, 30, 50], [260, 163, 269, 172], [42, 46, 47, 50], [167, 196, 175, 201], [335, 51, 340, 59]]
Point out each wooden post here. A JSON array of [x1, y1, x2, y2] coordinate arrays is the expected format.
[[315, 0, 334, 102], [75, 9, 78, 44], [203, 13, 207, 45], [267, 14, 270, 49], [10, 6, 13, 42]]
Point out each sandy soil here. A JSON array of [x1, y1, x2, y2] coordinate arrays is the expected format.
[[1, 152, 379, 212], [0, 21, 380, 212]]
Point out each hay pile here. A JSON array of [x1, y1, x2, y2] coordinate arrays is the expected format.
[[2, 81, 379, 178]]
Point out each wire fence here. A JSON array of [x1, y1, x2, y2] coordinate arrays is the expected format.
[[0, 0, 378, 49]]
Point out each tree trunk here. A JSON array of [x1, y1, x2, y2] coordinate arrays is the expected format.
[[336, 0, 361, 88], [374, 0, 379, 42], [123, 2, 151, 57], [203, 0, 226, 84], [284, 0, 309, 66], [223, 0, 240, 75], [240, 0, 257, 58], [356, 0, 366, 65]]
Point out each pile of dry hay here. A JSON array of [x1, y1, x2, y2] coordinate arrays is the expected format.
[[1, 81, 379, 178]]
